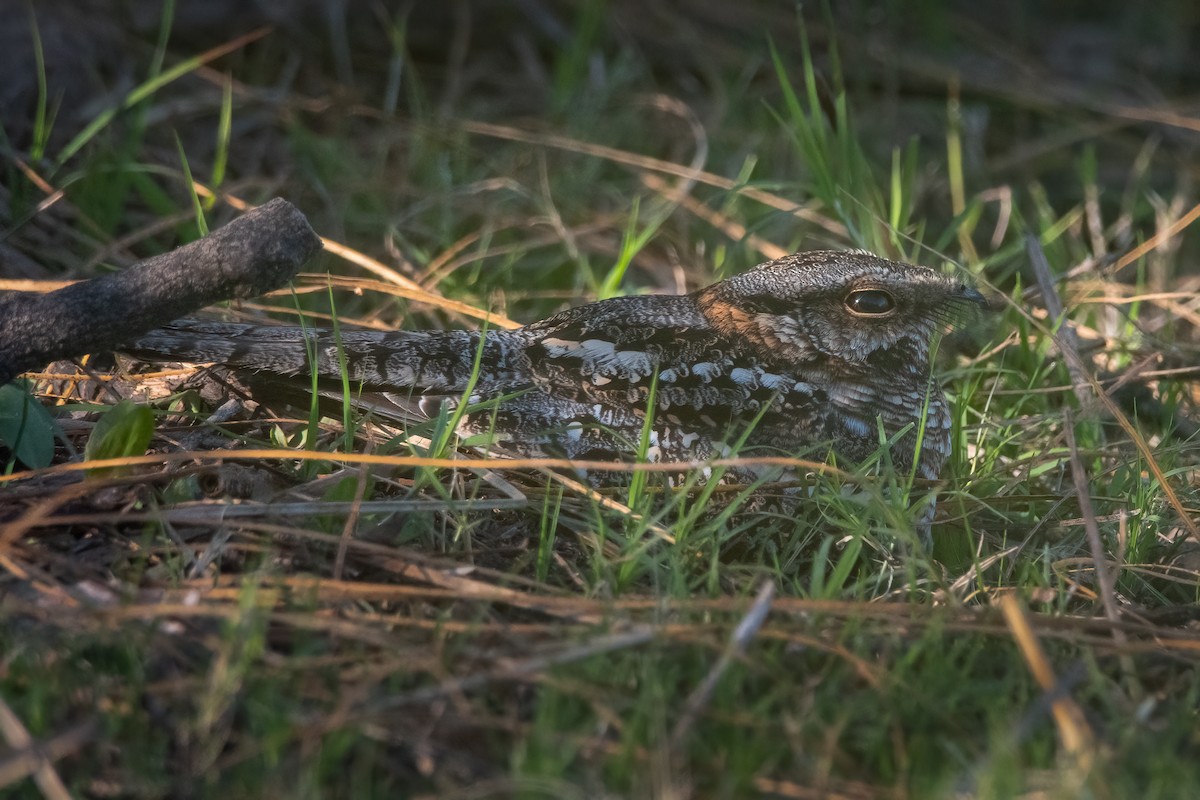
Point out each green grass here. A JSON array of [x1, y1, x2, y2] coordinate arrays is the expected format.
[[2, 2, 1199, 798]]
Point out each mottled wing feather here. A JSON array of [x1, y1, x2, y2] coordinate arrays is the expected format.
[[518, 295, 831, 461]]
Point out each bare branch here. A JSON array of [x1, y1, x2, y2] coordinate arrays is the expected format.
[[0, 198, 321, 385]]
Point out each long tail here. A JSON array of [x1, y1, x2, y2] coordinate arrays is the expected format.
[[125, 320, 529, 392]]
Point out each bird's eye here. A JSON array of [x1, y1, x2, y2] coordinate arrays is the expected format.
[[845, 289, 896, 315]]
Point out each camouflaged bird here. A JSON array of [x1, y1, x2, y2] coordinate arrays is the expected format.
[[127, 249, 987, 489]]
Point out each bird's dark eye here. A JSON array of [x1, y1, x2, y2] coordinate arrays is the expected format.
[[845, 289, 896, 315]]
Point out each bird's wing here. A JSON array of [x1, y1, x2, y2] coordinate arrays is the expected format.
[[522, 296, 824, 435]]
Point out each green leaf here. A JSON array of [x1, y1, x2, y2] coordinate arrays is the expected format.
[[0, 383, 58, 469], [85, 401, 155, 473]]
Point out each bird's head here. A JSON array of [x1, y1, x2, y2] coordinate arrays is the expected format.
[[696, 249, 991, 369]]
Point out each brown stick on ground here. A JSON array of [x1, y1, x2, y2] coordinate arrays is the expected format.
[[0, 198, 322, 385]]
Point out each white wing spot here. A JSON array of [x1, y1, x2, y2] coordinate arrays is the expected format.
[[580, 339, 616, 360], [760, 372, 788, 390], [616, 349, 652, 376], [729, 367, 757, 387], [542, 337, 581, 352]]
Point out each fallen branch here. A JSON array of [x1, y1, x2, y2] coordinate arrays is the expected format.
[[0, 198, 321, 385]]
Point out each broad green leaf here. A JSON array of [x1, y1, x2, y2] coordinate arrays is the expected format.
[[85, 401, 155, 473], [0, 383, 58, 468]]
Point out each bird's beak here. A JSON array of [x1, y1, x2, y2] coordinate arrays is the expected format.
[[959, 285, 992, 308]]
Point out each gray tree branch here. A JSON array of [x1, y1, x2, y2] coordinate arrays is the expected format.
[[0, 198, 322, 385]]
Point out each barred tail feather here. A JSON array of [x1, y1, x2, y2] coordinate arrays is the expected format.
[[126, 319, 528, 393]]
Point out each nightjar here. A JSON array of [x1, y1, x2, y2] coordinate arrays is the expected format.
[[126, 249, 987, 504]]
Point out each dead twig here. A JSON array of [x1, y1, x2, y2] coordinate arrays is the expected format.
[[0, 198, 321, 385]]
